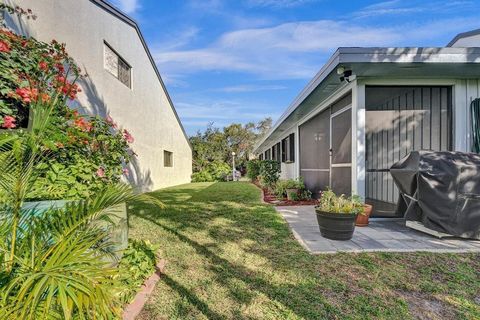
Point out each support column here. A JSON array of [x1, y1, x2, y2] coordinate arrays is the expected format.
[[351, 81, 366, 199]]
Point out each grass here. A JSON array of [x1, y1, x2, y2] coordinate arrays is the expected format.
[[129, 182, 480, 320]]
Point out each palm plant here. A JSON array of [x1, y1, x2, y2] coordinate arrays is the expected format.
[[0, 84, 163, 318]]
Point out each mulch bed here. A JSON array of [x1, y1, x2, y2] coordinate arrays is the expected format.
[[253, 181, 318, 206]]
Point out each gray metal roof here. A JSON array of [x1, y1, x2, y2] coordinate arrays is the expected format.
[[255, 47, 480, 152], [91, 0, 192, 148]]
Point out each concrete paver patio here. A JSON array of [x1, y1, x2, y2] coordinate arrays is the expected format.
[[276, 206, 480, 254]]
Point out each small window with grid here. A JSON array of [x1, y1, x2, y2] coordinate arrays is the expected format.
[[164, 150, 173, 167], [104, 42, 131, 88]]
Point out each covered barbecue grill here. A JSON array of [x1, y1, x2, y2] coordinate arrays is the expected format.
[[391, 151, 480, 240]]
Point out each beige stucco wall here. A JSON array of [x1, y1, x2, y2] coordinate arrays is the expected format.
[[8, 0, 192, 191]]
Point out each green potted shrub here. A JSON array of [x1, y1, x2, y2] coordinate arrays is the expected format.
[[315, 189, 364, 240], [275, 178, 304, 200]]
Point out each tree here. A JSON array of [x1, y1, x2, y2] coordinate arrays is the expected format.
[[189, 118, 272, 179], [256, 117, 272, 138]]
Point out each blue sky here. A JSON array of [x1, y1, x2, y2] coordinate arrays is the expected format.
[[110, 0, 480, 135]]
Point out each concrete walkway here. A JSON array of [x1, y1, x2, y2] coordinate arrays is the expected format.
[[276, 206, 480, 254]]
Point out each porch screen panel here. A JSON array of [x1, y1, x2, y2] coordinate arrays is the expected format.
[[299, 109, 330, 195], [365, 86, 452, 216], [331, 109, 352, 195]]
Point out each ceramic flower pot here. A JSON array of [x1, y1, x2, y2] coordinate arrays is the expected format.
[[315, 210, 357, 240], [355, 204, 373, 227]]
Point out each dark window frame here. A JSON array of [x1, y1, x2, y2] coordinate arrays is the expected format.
[[281, 133, 295, 163], [164, 150, 173, 167], [104, 41, 132, 89]]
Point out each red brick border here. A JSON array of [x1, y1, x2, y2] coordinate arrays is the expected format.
[[122, 259, 166, 320]]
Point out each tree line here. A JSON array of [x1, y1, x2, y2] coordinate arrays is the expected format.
[[189, 118, 272, 181]]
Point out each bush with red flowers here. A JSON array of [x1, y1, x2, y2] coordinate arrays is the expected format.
[[0, 22, 133, 200]]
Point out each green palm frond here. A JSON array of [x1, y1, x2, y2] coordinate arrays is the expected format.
[[0, 67, 165, 318]]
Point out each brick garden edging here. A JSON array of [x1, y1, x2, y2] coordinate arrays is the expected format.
[[122, 259, 167, 320]]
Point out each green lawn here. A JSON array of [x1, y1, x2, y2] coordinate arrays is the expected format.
[[129, 182, 480, 320]]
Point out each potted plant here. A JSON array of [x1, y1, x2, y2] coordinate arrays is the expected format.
[[355, 204, 373, 227], [275, 178, 304, 200], [315, 189, 364, 240]]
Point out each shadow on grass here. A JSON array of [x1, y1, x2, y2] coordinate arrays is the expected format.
[[129, 182, 337, 319], [161, 274, 226, 319]]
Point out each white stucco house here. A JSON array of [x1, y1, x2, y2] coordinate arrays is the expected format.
[[255, 29, 480, 217], [5, 0, 192, 191]]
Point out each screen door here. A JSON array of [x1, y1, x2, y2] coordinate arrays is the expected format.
[[330, 108, 352, 195]]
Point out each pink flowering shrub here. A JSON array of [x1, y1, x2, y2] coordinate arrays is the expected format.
[[0, 23, 134, 200]]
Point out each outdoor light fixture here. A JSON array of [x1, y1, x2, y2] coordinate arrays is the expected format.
[[337, 66, 353, 83], [231, 151, 236, 182]]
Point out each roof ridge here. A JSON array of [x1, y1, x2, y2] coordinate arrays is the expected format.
[[90, 0, 192, 148]]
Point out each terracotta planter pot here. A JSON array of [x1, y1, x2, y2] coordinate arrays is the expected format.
[[355, 204, 373, 227], [286, 188, 299, 200], [315, 210, 357, 240]]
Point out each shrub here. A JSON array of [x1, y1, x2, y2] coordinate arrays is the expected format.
[[275, 178, 304, 198], [0, 23, 133, 201], [246, 159, 261, 181], [0, 13, 164, 318], [117, 239, 159, 304], [316, 189, 363, 214], [299, 188, 312, 200], [192, 160, 231, 182], [258, 160, 280, 189], [274, 177, 312, 200]]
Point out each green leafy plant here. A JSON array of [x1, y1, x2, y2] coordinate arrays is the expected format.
[[274, 178, 312, 201], [246, 159, 261, 181], [299, 188, 312, 200], [117, 239, 159, 304], [258, 160, 280, 190], [0, 23, 133, 201], [274, 178, 304, 198], [191, 160, 231, 182], [316, 189, 364, 214], [0, 15, 164, 318]]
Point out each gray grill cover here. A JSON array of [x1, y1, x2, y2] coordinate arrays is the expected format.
[[391, 151, 480, 239]]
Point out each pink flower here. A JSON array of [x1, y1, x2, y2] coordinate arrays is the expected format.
[[123, 129, 134, 143], [15, 87, 38, 104], [96, 167, 105, 178], [0, 40, 11, 53], [38, 61, 48, 71], [106, 115, 117, 128], [2, 116, 16, 129], [123, 168, 129, 176]]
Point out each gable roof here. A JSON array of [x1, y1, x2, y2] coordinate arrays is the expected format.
[[447, 28, 480, 47], [91, 0, 191, 148]]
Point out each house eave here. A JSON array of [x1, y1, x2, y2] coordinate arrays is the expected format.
[[254, 47, 480, 153]]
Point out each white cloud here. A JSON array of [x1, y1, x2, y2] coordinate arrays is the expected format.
[[353, 0, 475, 19], [175, 99, 280, 125], [215, 84, 287, 93], [110, 0, 140, 14], [154, 17, 480, 80], [246, 0, 317, 8]]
